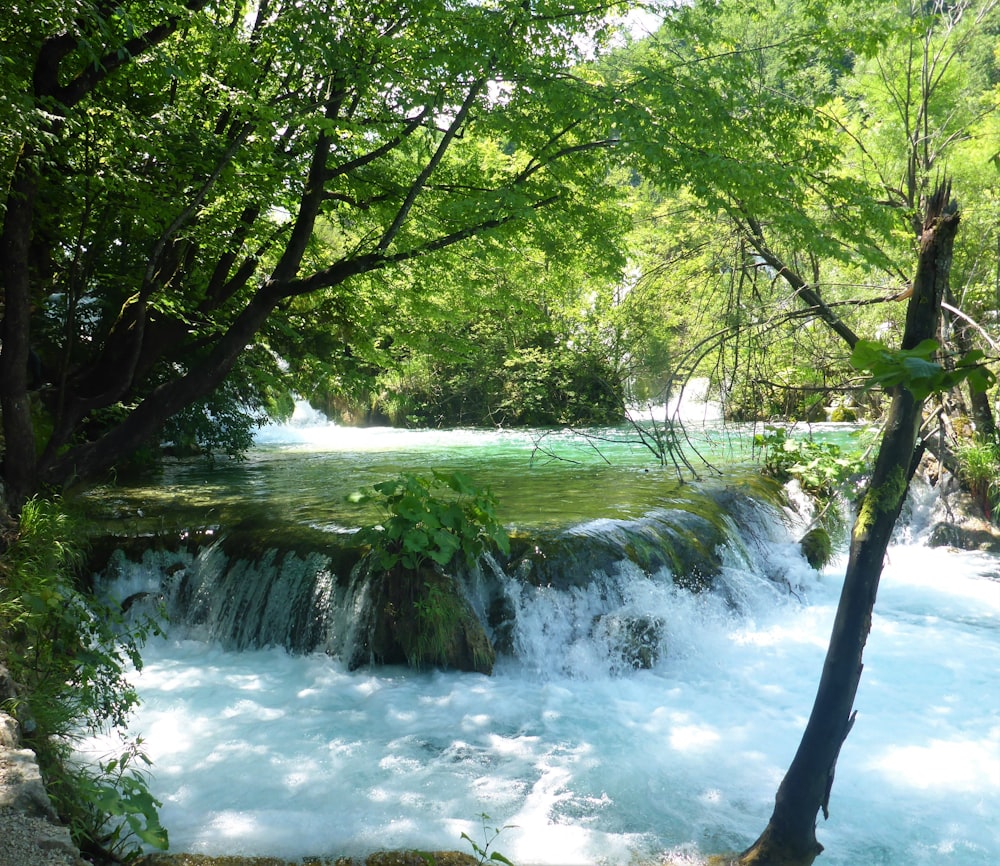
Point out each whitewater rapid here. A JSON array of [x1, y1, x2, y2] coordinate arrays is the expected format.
[[83, 490, 1000, 865]]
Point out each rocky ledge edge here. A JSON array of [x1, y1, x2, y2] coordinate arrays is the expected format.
[[0, 664, 85, 866], [137, 853, 481, 866]]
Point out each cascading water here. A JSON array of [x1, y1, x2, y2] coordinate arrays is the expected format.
[[79, 418, 1000, 865], [95, 476, 794, 667]]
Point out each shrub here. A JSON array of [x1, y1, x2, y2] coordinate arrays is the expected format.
[[350, 472, 508, 673], [353, 471, 510, 573], [756, 426, 867, 500], [0, 498, 166, 859], [954, 435, 1000, 521]]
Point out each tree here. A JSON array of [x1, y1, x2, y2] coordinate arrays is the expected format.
[[286, 200, 630, 427], [0, 0, 627, 512], [837, 0, 1000, 440], [608, 0, 1000, 424], [607, 2, 1000, 861], [737, 183, 962, 866], [602, 0, 898, 415]]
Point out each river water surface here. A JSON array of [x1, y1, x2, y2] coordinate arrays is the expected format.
[[81, 410, 1000, 865]]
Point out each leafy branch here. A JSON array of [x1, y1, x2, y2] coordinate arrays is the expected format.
[[849, 338, 996, 401]]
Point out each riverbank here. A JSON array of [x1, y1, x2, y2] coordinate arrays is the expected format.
[[136, 853, 480, 866], [0, 713, 83, 866]]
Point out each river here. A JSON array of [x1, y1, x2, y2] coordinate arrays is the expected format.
[[80, 409, 1000, 865]]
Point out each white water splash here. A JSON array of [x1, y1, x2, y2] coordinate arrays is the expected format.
[[82, 503, 1000, 865]]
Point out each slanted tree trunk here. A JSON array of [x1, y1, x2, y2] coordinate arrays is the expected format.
[[737, 182, 960, 866]]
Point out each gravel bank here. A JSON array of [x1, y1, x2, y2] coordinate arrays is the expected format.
[[0, 665, 85, 866]]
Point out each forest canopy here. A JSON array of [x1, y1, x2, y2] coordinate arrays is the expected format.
[[2, 0, 1000, 507]]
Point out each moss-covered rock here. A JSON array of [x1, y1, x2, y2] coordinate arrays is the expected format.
[[927, 520, 1000, 553], [800, 527, 832, 570], [351, 566, 495, 674], [829, 404, 858, 423]]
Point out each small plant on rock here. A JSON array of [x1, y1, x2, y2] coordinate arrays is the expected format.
[[353, 470, 510, 572], [350, 472, 509, 672], [461, 812, 517, 866]]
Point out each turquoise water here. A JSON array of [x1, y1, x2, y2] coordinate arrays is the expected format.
[[83, 412, 862, 533]]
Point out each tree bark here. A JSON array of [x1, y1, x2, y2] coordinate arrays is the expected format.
[[736, 182, 960, 866], [0, 161, 40, 508]]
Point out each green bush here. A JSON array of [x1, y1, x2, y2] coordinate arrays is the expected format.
[[829, 403, 858, 423], [756, 426, 867, 500], [351, 472, 508, 673], [353, 471, 510, 573], [0, 498, 165, 859], [954, 435, 1000, 521]]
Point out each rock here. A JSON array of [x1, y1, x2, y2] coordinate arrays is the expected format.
[[593, 614, 664, 670], [0, 746, 59, 821], [921, 471, 1000, 553], [350, 566, 495, 674], [0, 665, 16, 702], [0, 715, 18, 750], [486, 594, 517, 656], [0, 716, 83, 866], [800, 527, 833, 569], [926, 520, 1000, 553]]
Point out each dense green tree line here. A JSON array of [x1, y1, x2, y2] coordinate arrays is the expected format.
[[3, 1, 1000, 511]]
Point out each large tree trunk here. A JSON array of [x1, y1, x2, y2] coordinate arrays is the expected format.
[[0, 159, 40, 510], [736, 183, 960, 866]]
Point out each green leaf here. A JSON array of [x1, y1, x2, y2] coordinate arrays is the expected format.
[[402, 528, 430, 553]]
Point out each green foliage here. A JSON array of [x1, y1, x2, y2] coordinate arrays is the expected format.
[[3, 0, 632, 495], [410, 582, 459, 669], [604, 0, 1000, 430], [160, 374, 271, 462], [57, 738, 169, 854], [829, 403, 858, 423], [353, 471, 510, 573], [756, 427, 867, 499], [405, 577, 494, 673], [417, 812, 516, 866], [954, 435, 1000, 520], [849, 339, 996, 402], [0, 498, 165, 858], [461, 813, 517, 866]]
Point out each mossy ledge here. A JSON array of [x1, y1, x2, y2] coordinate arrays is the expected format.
[[137, 852, 480, 866]]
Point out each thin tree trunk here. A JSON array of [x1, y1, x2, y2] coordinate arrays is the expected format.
[[736, 183, 960, 866], [942, 287, 998, 441]]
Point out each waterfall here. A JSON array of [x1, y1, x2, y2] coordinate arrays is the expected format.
[[94, 477, 810, 676], [79, 474, 1000, 865], [77, 422, 1000, 865]]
